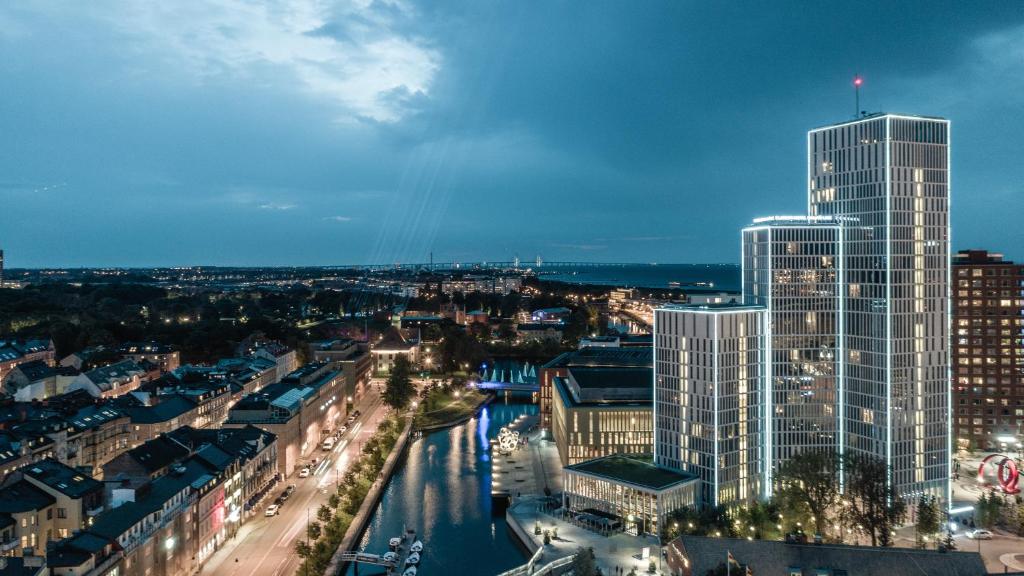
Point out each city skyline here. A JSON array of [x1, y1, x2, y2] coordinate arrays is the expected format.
[[2, 4, 1023, 574], [1, 3, 1023, 267]]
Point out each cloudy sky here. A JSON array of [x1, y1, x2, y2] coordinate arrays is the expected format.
[[1, 2, 1022, 267]]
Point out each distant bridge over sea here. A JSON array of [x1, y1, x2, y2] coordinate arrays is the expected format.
[[323, 261, 653, 272]]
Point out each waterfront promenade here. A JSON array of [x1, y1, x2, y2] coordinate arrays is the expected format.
[[507, 495, 665, 575], [325, 412, 414, 575], [500, 426, 667, 575]]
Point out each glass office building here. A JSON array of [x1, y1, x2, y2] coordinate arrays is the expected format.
[[741, 217, 843, 490], [654, 304, 766, 506], [650, 113, 952, 509], [808, 114, 951, 501]]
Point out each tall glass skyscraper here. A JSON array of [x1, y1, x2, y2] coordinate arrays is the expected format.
[[653, 113, 951, 509], [741, 216, 843, 490], [808, 114, 950, 501], [654, 304, 766, 506]]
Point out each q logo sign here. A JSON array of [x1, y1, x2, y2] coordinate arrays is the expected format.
[[977, 454, 1021, 495]]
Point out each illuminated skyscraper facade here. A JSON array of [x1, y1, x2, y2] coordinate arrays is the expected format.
[[808, 114, 951, 501], [741, 217, 843, 488], [653, 113, 951, 508], [654, 304, 766, 506]]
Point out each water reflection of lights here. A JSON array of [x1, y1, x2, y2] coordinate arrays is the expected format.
[[477, 407, 490, 453], [349, 403, 537, 576]]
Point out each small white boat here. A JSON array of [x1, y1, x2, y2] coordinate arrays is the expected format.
[[406, 553, 420, 565], [389, 537, 402, 548], [403, 568, 418, 576], [383, 552, 399, 563], [410, 540, 423, 553]]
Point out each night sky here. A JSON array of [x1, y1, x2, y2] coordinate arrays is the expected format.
[[1, 2, 1021, 267]]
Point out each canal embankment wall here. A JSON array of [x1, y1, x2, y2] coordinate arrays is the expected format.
[[326, 414, 414, 576], [505, 506, 541, 555]]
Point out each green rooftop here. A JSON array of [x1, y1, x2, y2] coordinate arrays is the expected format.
[[565, 454, 696, 491]]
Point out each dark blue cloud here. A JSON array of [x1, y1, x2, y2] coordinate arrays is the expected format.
[[0, 1, 1021, 267]]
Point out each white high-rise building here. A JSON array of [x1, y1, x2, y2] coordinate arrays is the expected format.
[[808, 114, 951, 501], [654, 304, 766, 506], [741, 216, 844, 490], [653, 113, 951, 509]]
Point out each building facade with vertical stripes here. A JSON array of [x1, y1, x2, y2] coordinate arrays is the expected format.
[[652, 113, 951, 509], [808, 114, 951, 502], [654, 304, 766, 507]]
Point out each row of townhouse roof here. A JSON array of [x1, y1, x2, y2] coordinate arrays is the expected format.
[[58, 343, 177, 374], [0, 342, 56, 387], [0, 352, 278, 482], [45, 424, 277, 576], [2, 334, 297, 405], [226, 361, 349, 476], [0, 334, 296, 483]]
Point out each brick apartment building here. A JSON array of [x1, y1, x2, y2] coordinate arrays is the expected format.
[[953, 249, 1024, 451]]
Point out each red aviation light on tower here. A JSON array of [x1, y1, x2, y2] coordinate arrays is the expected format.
[[853, 75, 864, 118]]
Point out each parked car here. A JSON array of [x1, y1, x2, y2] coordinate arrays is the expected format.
[[299, 466, 311, 478], [284, 484, 296, 496], [967, 529, 993, 540], [265, 504, 280, 517]]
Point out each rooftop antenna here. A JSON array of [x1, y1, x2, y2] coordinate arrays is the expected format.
[[853, 74, 863, 119]]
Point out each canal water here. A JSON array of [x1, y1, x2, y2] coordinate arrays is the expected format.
[[347, 398, 536, 575]]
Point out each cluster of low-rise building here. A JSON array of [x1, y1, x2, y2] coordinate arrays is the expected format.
[[225, 361, 348, 476], [440, 275, 523, 296], [0, 330, 378, 575], [48, 425, 277, 576]]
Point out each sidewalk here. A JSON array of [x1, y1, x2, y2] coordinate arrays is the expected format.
[[199, 518, 266, 575], [196, 390, 384, 576], [528, 430, 563, 494], [508, 495, 666, 575], [325, 412, 414, 575], [1000, 553, 1024, 572]]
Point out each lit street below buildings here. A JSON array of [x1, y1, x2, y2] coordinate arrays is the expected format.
[[198, 389, 389, 576]]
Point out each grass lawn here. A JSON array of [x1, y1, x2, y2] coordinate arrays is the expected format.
[[414, 388, 488, 429]]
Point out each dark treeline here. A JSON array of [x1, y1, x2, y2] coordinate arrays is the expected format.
[[0, 283, 319, 362]]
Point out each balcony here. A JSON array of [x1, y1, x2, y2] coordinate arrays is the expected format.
[[86, 505, 104, 517], [0, 540, 20, 552]]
